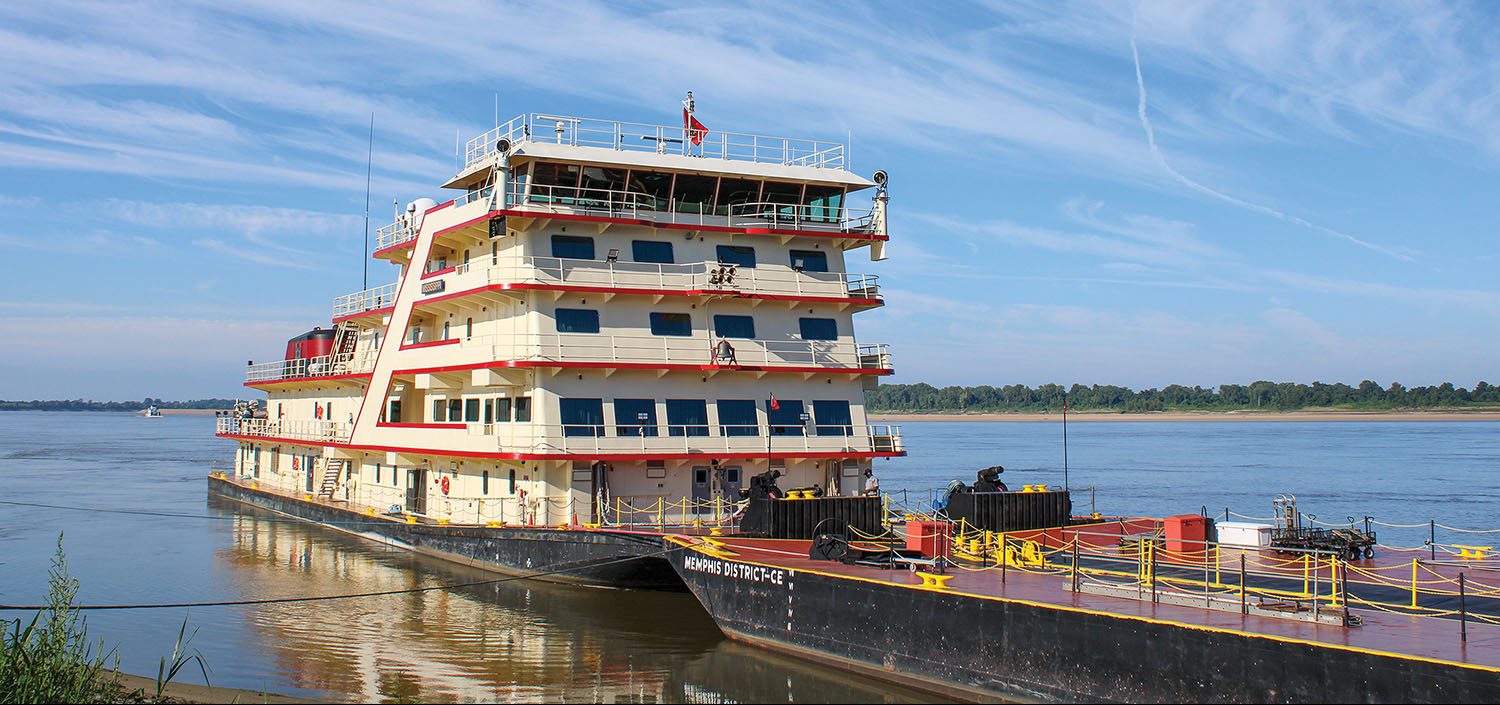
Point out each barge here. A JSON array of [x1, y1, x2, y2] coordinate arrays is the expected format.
[[210, 103, 1500, 702]]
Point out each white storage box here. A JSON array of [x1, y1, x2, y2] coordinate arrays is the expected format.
[[1216, 521, 1274, 547]]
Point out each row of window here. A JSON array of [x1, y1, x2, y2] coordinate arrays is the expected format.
[[529, 161, 846, 220], [550, 235, 829, 272], [556, 310, 839, 340], [427, 396, 534, 424], [559, 398, 854, 438]]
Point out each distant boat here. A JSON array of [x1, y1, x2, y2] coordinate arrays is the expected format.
[[144, 405, 163, 418]]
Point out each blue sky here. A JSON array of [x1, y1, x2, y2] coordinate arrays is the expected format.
[[2, 0, 1498, 400]]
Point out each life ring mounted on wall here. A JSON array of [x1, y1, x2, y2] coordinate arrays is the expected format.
[[440, 476, 451, 495], [314, 405, 324, 419]]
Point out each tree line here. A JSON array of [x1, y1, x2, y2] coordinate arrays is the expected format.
[[0, 398, 239, 412], [867, 381, 1500, 413]]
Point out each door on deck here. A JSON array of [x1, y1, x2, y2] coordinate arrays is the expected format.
[[406, 467, 427, 515], [718, 465, 743, 503], [691, 466, 712, 513]]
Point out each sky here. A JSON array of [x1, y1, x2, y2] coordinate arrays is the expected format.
[[1, 0, 1498, 400]]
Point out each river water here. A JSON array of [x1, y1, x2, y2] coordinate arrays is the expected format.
[[1, 411, 1497, 702]]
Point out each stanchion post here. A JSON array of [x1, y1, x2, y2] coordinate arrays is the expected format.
[[1431, 519, 1437, 561], [1150, 542, 1158, 604], [1239, 553, 1247, 615], [1071, 536, 1080, 593], [1460, 572, 1468, 643]]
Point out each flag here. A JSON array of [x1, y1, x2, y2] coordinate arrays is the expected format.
[[683, 108, 708, 146], [769, 393, 780, 411]]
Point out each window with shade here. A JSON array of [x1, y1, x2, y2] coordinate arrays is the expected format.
[[812, 400, 853, 436], [614, 398, 658, 437], [559, 398, 604, 437], [666, 399, 709, 437], [717, 399, 759, 437]]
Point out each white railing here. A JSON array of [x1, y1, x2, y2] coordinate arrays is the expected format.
[[332, 282, 399, 318], [448, 256, 881, 301], [453, 184, 495, 209], [505, 185, 876, 234], [468, 423, 902, 456], [216, 416, 352, 444], [463, 113, 846, 172], [375, 219, 415, 251], [244, 350, 378, 384], [460, 333, 891, 371]]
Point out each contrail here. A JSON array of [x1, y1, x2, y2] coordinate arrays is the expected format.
[[1129, 38, 1411, 262]]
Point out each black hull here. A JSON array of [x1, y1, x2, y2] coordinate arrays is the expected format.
[[207, 476, 683, 590], [668, 550, 1500, 704]]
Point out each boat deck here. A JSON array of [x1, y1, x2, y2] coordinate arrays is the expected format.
[[694, 535, 1500, 673]]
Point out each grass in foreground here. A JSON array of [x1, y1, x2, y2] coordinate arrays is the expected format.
[[0, 533, 208, 704]]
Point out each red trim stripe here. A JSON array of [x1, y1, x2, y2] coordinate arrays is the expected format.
[[390, 359, 892, 377], [410, 281, 881, 309], [419, 266, 456, 280], [398, 337, 462, 351], [217, 432, 903, 461], [332, 306, 394, 325]]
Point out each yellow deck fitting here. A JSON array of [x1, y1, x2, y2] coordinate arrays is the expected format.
[[485, 521, 503, 528], [438, 518, 451, 526], [915, 572, 954, 589], [404, 515, 417, 524], [1454, 544, 1493, 560], [709, 526, 724, 536], [365, 508, 377, 516]]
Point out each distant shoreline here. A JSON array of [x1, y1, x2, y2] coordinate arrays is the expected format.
[[871, 410, 1500, 422]]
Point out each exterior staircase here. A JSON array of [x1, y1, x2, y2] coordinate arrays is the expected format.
[[317, 458, 349, 500]]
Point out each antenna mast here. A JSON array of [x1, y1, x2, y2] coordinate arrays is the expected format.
[[1062, 389, 1070, 490], [363, 113, 374, 290]]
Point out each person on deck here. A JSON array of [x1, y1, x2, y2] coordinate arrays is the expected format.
[[862, 468, 880, 496]]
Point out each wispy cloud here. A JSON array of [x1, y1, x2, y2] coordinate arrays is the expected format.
[[1130, 37, 1411, 262]]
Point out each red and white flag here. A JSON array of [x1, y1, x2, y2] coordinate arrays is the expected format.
[[769, 393, 780, 411], [683, 109, 707, 146]]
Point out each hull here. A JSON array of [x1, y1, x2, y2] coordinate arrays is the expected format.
[[208, 476, 683, 590], [667, 548, 1500, 704]]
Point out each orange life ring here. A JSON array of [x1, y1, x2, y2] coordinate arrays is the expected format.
[[440, 476, 451, 495], [292, 457, 300, 471], [315, 405, 324, 419]]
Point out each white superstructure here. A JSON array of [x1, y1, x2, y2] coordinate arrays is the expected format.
[[219, 110, 903, 526]]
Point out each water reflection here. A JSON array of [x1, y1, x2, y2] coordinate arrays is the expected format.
[[213, 498, 942, 703]]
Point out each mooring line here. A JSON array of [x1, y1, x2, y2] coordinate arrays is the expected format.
[[0, 547, 683, 612]]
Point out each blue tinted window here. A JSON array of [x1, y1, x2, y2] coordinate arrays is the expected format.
[[649, 312, 693, 336], [812, 400, 853, 436], [560, 398, 604, 437], [717, 399, 759, 437], [556, 308, 600, 334], [666, 399, 709, 437], [766, 398, 806, 436], [713, 315, 756, 339], [789, 250, 828, 272], [632, 240, 674, 264], [551, 235, 595, 260], [716, 245, 756, 268], [799, 317, 838, 340], [614, 398, 658, 437]]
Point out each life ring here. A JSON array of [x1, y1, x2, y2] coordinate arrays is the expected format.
[[292, 457, 300, 471], [440, 476, 451, 495], [315, 405, 324, 419]]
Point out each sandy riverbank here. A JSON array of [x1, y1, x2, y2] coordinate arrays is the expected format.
[[113, 672, 316, 703], [870, 410, 1500, 423]]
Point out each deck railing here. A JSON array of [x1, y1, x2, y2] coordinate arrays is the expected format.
[[332, 282, 399, 318], [506, 185, 875, 234], [464, 423, 902, 456], [459, 333, 891, 371], [375, 219, 415, 251], [216, 416, 352, 443], [244, 350, 377, 384], [447, 256, 881, 301], [463, 113, 847, 172]]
